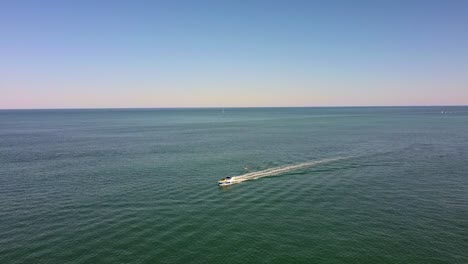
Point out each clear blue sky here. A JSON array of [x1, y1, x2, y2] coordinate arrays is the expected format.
[[1, 0, 467, 108]]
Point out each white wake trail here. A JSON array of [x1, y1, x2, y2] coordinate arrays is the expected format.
[[230, 157, 344, 184]]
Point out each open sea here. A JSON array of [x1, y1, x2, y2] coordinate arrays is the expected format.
[[0, 107, 467, 264]]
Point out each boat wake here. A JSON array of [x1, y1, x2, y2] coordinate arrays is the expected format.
[[228, 157, 345, 185]]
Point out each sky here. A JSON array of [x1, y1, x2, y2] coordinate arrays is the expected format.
[[1, 0, 468, 108]]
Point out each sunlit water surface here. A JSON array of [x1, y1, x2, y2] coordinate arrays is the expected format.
[[1, 107, 467, 264]]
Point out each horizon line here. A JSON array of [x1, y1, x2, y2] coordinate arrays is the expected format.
[[1, 104, 467, 111]]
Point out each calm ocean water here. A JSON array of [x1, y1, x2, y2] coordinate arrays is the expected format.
[[0, 107, 467, 264]]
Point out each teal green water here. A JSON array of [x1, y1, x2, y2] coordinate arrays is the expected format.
[[1, 107, 467, 264]]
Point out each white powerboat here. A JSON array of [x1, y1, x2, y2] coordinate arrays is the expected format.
[[218, 176, 236, 186]]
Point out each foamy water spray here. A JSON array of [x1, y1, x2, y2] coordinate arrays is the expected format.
[[229, 157, 344, 185]]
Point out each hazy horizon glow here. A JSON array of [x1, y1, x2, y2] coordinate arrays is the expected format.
[[1, 1, 468, 109]]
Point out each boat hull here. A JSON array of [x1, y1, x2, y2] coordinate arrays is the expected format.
[[218, 177, 236, 186]]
